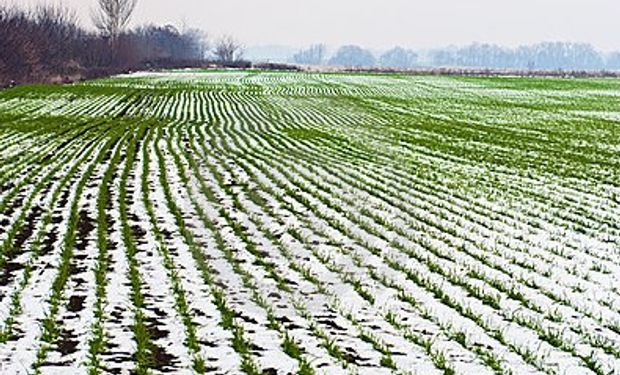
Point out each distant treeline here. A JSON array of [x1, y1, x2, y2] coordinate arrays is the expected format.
[[0, 4, 246, 87], [294, 43, 620, 71]]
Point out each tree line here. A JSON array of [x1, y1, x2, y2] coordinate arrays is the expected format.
[[0, 0, 245, 87], [294, 43, 620, 71], [294, 45, 418, 68]]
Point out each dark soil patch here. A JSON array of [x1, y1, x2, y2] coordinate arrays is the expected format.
[[73, 276, 86, 287], [161, 228, 173, 240], [5, 193, 25, 217], [341, 348, 365, 365], [57, 338, 79, 356], [0, 261, 24, 286], [151, 345, 176, 371], [201, 339, 218, 347], [67, 295, 86, 312], [317, 318, 347, 331], [57, 189, 70, 208], [12, 205, 43, 251], [75, 210, 95, 251], [250, 343, 266, 352], [130, 225, 146, 239], [68, 263, 87, 276], [110, 309, 123, 323], [144, 317, 169, 340], [128, 212, 140, 222], [151, 307, 166, 318], [56, 328, 79, 356], [236, 313, 258, 324], [0, 182, 15, 193], [41, 229, 58, 255]]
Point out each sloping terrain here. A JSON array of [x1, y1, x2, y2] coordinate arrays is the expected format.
[[0, 71, 619, 374]]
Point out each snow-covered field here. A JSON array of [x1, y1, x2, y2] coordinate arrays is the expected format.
[[0, 71, 619, 374]]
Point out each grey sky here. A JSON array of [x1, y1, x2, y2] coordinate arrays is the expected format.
[[10, 0, 620, 51]]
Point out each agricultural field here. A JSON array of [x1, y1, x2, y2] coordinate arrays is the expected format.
[[0, 71, 619, 375]]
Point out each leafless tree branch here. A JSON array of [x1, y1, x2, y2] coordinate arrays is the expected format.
[[92, 0, 138, 39], [213, 35, 244, 63]]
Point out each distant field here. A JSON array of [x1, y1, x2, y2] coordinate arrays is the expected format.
[[0, 71, 619, 375]]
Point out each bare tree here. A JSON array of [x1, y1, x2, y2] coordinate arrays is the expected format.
[[0, 4, 83, 84], [182, 26, 209, 60], [34, 5, 80, 68], [1, 2, 210, 86], [92, 0, 137, 39], [328, 45, 376, 67], [293, 44, 326, 65], [213, 35, 244, 63], [379, 47, 417, 69]]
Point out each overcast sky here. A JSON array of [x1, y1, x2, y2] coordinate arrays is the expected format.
[[10, 0, 620, 51]]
